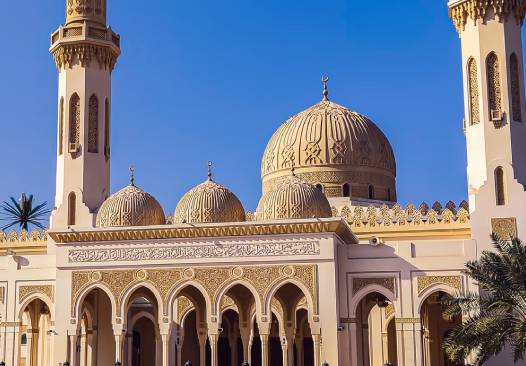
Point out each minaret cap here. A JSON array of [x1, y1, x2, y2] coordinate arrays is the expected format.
[[66, 0, 107, 26]]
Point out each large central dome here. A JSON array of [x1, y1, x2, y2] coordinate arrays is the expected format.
[[261, 93, 396, 202]]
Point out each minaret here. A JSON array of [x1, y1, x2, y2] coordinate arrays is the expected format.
[[49, 0, 120, 228], [449, 0, 526, 251]]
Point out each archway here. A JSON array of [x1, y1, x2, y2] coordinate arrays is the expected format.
[[18, 298, 51, 366], [76, 288, 115, 366], [354, 292, 396, 366], [421, 291, 462, 366], [124, 287, 161, 366]]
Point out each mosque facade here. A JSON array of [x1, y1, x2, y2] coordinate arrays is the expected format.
[[1, 0, 526, 365]]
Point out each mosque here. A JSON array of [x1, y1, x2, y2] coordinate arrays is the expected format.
[[1, 0, 526, 365]]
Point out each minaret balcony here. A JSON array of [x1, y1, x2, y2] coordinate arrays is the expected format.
[[50, 24, 120, 52]]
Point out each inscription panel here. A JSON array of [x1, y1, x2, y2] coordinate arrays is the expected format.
[[69, 241, 320, 263]]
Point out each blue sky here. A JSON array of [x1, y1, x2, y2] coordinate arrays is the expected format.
[[0, 0, 515, 221]]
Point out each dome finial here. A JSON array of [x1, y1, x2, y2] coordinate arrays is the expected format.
[[129, 165, 135, 186], [207, 161, 213, 181], [322, 75, 330, 101]]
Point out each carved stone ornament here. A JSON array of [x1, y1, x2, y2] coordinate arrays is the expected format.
[[385, 303, 395, 319], [68, 241, 320, 263], [491, 217, 518, 240], [72, 264, 317, 318], [395, 318, 420, 324], [19, 285, 55, 303], [352, 277, 395, 296], [417, 276, 462, 295], [449, 0, 526, 33], [52, 43, 118, 71]]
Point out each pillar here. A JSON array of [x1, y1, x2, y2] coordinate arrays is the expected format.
[[312, 333, 321, 366], [295, 334, 304, 366], [69, 334, 78, 366], [198, 331, 207, 366], [228, 335, 238, 366], [126, 333, 133, 366], [260, 334, 269, 366], [26, 331, 34, 366], [239, 325, 251, 364], [114, 334, 122, 364]]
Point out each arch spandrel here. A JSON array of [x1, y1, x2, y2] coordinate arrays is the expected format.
[[120, 282, 164, 324]]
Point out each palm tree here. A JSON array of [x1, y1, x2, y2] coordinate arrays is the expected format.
[[0, 193, 50, 231], [443, 235, 526, 365]]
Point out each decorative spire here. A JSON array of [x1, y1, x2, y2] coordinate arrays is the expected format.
[[207, 161, 213, 181], [322, 76, 330, 101], [129, 166, 135, 186]]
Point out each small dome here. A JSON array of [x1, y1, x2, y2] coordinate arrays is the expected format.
[[256, 174, 332, 220], [174, 178, 246, 224], [96, 183, 165, 227], [261, 84, 396, 202]]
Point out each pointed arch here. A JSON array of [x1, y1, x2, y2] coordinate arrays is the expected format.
[[69, 93, 81, 149], [368, 185, 375, 200], [467, 57, 480, 125], [486, 52, 502, 119], [342, 183, 351, 197], [495, 166, 506, 206], [510, 53, 522, 122], [68, 192, 76, 226], [88, 94, 99, 153], [59, 97, 65, 155]]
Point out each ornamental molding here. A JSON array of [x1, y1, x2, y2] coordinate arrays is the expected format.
[[72, 264, 317, 318], [50, 219, 356, 245], [449, 0, 526, 33], [491, 217, 517, 240], [68, 241, 320, 263], [0, 287, 4, 303], [417, 276, 462, 295], [352, 277, 396, 296], [52, 43, 118, 71], [19, 285, 55, 303], [395, 318, 420, 324], [385, 303, 395, 319]]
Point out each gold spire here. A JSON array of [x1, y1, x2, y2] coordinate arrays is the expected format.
[[66, 0, 107, 26], [129, 166, 135, 186], [207, 161, 213, 181], [322, 76, 330, 101]]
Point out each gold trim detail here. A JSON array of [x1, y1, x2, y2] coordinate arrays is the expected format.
[[395, 318, 420, 324], [19, 285, 54, 303], [352, 277, 395, 295], [491, 217, 517, 240], [385, 303, 395, 319], [417, 276, 462, 295], [449, 0, 526, 33]]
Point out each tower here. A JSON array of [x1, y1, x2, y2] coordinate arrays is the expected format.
[[49, 0, 120, 228], [449, 0, 526, 252]]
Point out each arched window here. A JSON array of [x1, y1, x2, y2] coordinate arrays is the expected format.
[[368, 185, 375, 200], [467, 58, 480, 125], [486, 52, 502, 120], [342, 183, 351, 197], [315, 184, 324, 193], [68, 192, 76, 226], [104, 98, 110, 160], [58, 97, 64, 155], [69, 93, 81, 152], [21, 334, 27, 345], [510, 53, 522, 122], [495, 167, 506, 206], [88, 94, 99, 153]]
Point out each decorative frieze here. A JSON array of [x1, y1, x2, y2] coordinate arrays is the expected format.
[[68, 241, 320, 263], [417, 276, 462, 295], [52, 43, 118, 71], [491, 217, 518, 239], [19, 285, 55, 303], [352, 277, 395, 296], [395, 317, 420, 324], [449, 0, 526, 33]]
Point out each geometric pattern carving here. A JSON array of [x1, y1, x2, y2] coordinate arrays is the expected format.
[[69, 94, 81, 148], [468, 58, 480, 125], [487, 52, 503, 122], [417, 275, 462, 295], [491, 217, 518, 240], [510, 53, 522, 122], [88, 94, 99, 153], [352, 277, 395, 296], [71, 264, 318, 318], [19, 285, 54, 303]]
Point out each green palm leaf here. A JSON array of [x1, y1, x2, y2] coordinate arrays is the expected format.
[[0, 193, 50, 231]]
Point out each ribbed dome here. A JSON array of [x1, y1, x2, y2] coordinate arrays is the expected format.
[[256, 174, 332, 220], [261, 96, 396, 202], [174, 179, 246, 224], [96, 184, 165, 227]]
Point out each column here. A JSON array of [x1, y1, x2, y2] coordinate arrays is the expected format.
[[295, 334, 304, 366], [312, 333, 321, 366], [126, 333, 133, 366], [161, 333, 169, 366], [155, 336, 162, 366], [247, 331, 254, 365], [281, 336, 289, 366], [395, 319, 423, 366], [69, 334, 78, 366], [86, 330, 94, 366], [348, 322, 358, 366], [228, 335, 238, 366], [239, 325, 251, 364], [284, 327, 295, 366], [176, 341, 183, 366], [260, 334, 269, 366], [208, 333, 218, 366], [26, 331, 34, 366], [114, 334, 122, 364], [198, 332, 207, 366]]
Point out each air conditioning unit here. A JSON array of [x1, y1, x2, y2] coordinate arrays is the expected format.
[[69, 142, 79, 153], [490, 109, 503, 121]]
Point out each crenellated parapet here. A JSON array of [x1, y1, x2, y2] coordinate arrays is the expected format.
[[0, 229, 48, 254], [449, 0, 526, 33]]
